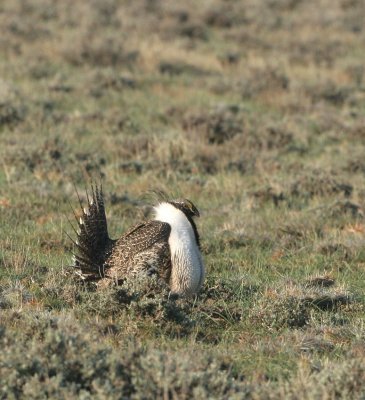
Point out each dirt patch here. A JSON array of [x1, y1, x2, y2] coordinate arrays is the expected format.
[[182, 105, 244, 144], [63, 34, 139, 67]]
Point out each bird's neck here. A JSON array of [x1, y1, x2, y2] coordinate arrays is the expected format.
[[154, 203, 204, 295], [154, 202, 199, 247]]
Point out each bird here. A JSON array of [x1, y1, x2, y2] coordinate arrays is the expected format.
[[69, 184, 204, 296]]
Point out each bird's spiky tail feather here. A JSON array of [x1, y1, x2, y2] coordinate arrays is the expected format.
[[69, 183, 114, 280]]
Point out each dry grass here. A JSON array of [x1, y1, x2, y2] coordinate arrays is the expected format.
[[1, 0, 365, 398]]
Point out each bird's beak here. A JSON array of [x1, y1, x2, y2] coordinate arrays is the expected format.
[[194, 207, 200, 218]]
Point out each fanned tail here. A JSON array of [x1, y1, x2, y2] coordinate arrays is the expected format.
[[70, 183, 114, 280]]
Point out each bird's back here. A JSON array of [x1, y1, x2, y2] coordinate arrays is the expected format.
[[105, 220, 172, 283]]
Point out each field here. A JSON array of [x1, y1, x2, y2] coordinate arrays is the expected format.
[[1, 0, 365, 398]]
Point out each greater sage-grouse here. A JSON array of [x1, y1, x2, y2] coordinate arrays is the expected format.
[[71, 184, 204, 295]]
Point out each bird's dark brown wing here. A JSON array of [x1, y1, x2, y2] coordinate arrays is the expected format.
[[106, 220, 172, 281]]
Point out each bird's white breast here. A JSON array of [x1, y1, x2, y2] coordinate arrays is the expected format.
[[154, 202, 204, 295]]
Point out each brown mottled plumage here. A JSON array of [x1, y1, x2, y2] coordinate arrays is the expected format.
[[71, 184, 204, 294], [106, 221, 172, 283]]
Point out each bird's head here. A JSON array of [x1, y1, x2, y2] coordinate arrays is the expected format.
[[169, 199, 200, 218]]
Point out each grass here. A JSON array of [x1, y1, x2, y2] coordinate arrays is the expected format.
[[1, 0, 365, 398]]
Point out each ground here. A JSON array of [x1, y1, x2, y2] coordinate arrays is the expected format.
[[1, 0, 365, 398]]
